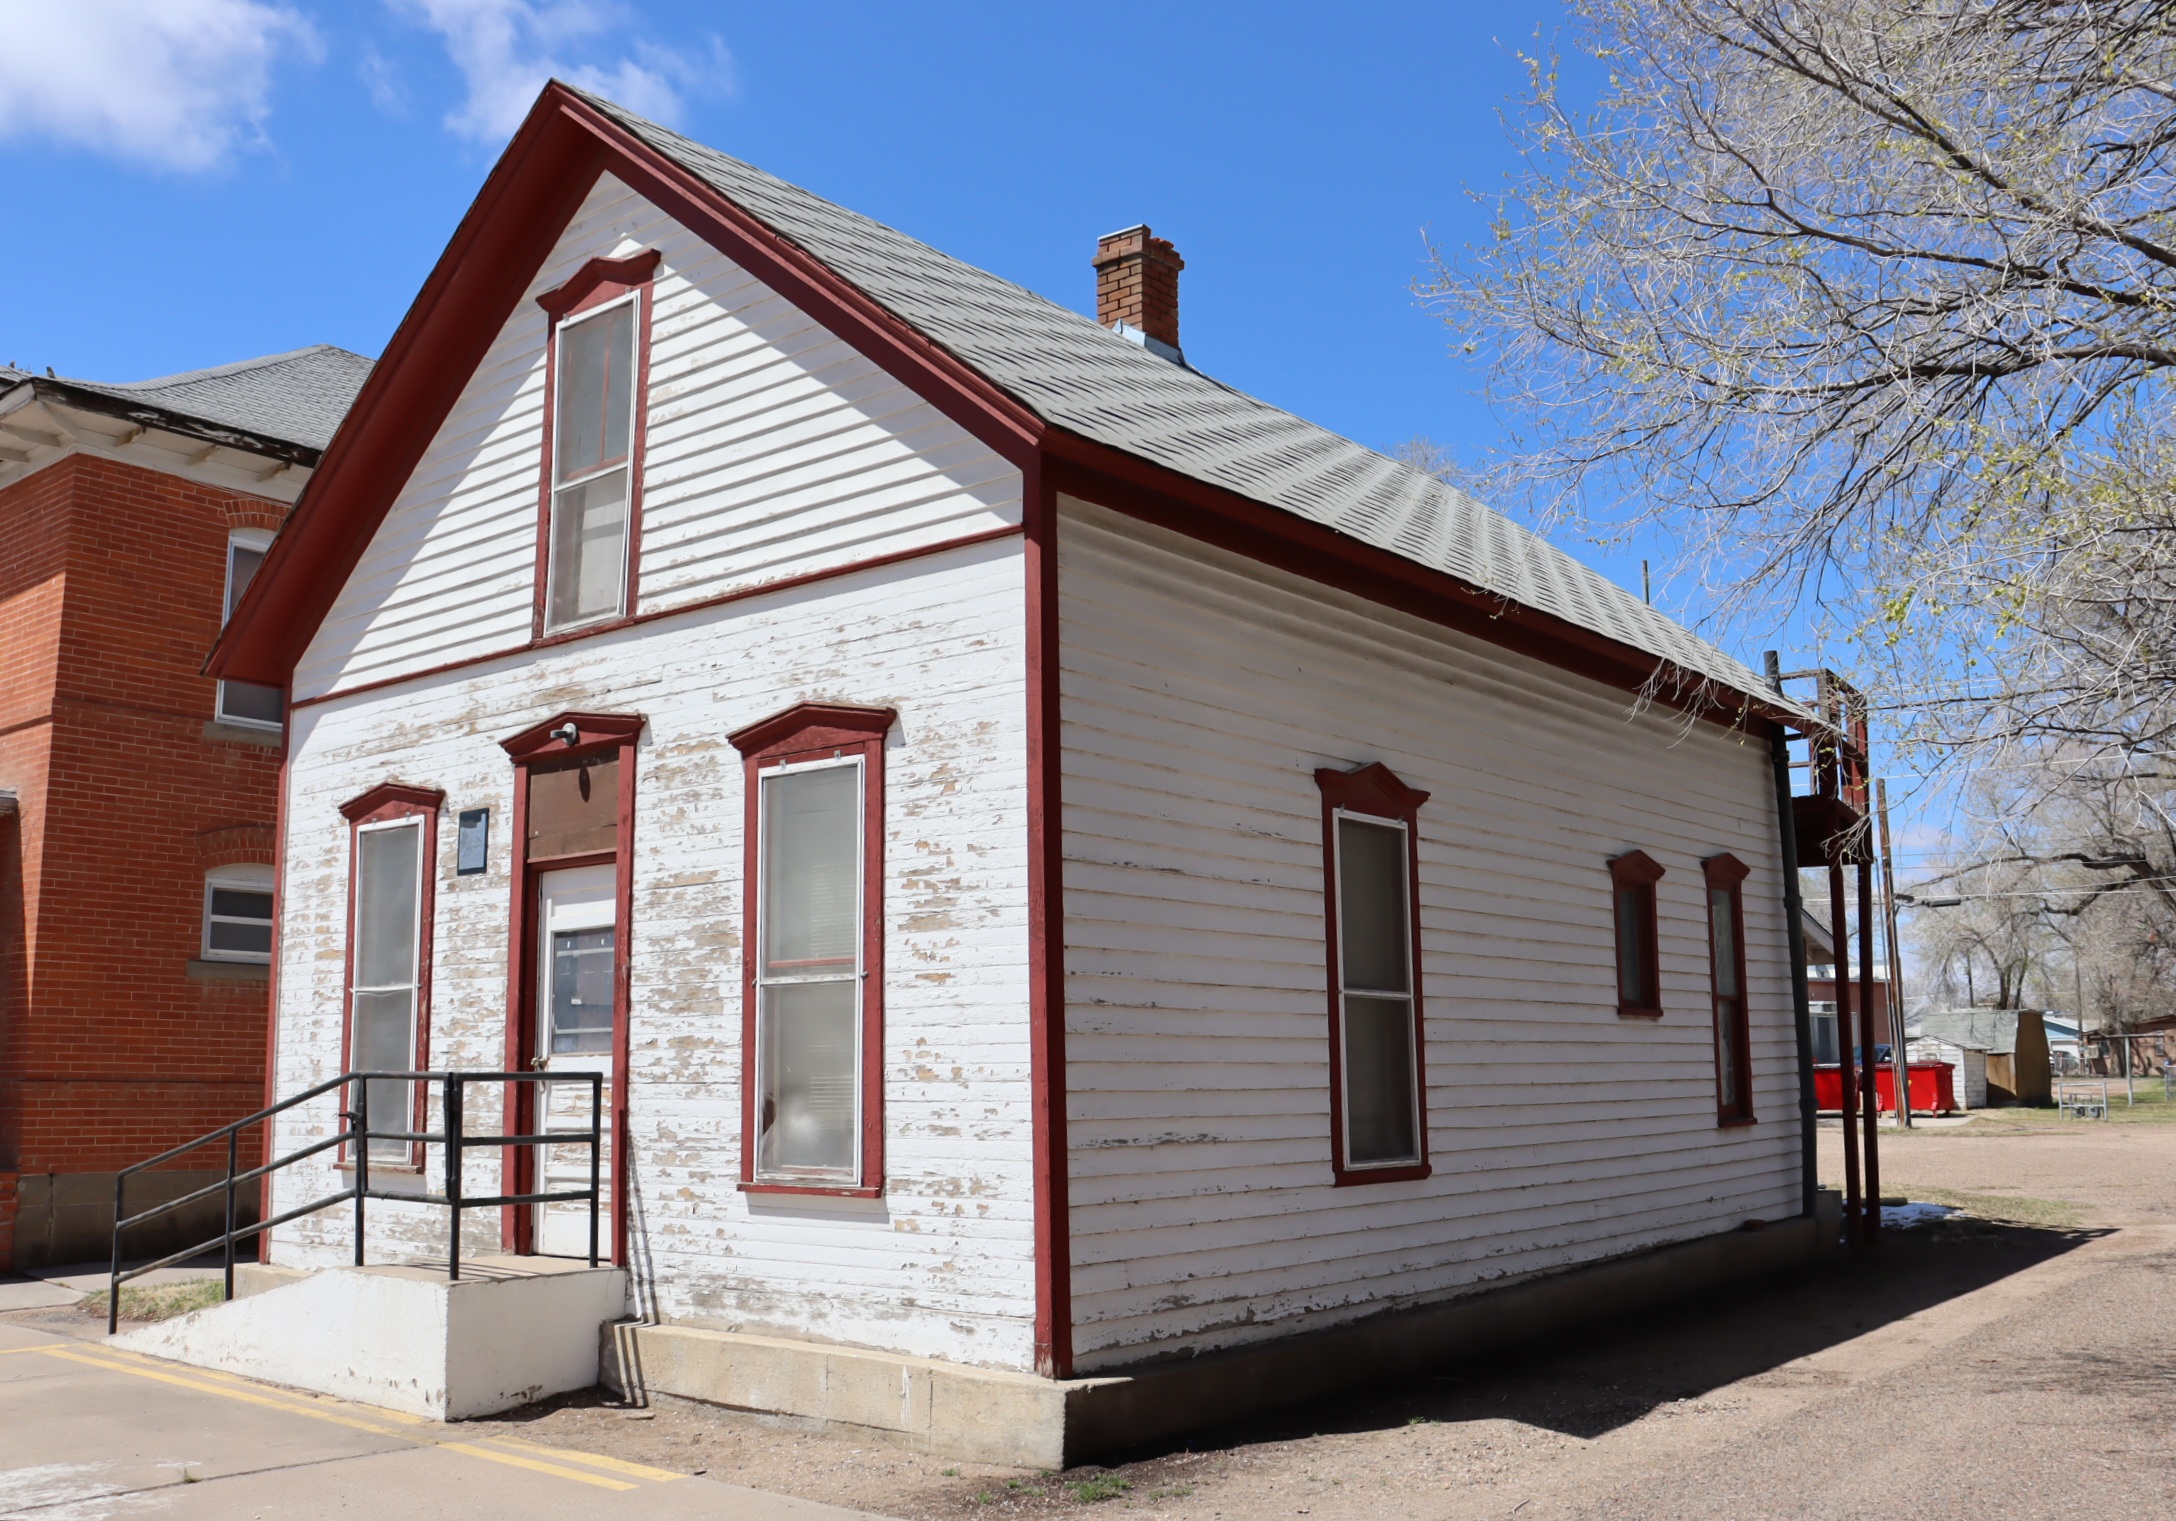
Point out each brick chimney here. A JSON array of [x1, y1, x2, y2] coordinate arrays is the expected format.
[[1093, 225, 1185, 356]]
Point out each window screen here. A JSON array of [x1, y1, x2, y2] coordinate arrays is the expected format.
[[351, 819, 422, 1160], [755, 760, 863, 1180], [1335, 814, 1419, 1168], [202, 869, 274, 962], [545, 299, 637, 632]]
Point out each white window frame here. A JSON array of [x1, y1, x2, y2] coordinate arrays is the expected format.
[[752, 752, 867, 1185], [201, 863, 275, 964], [216, 528, 282, 730], [543, 289, 642, 635], [1330, 806, 1423, 1171]]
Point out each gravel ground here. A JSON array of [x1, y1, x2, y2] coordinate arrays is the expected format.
[[9, 1109, 2168, 1518], [459, 1111, 2176, 1519]]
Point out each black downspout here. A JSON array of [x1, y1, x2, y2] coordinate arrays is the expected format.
[[1766, 652, 1819, 1219]]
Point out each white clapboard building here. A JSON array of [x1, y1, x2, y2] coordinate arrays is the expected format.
[[202, 84, 1829, 1460]]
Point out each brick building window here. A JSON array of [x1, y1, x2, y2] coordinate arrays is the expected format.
[[217, 529, 283, 729], [201, 864, 274, 963]]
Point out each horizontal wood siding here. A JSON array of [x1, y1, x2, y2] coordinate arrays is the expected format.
[[292, 173, 1021, 703], [1056, 499, 1800, 1372], [268, 539, 1038, 1370]]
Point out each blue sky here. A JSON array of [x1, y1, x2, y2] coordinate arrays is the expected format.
[[8, 1, 1928, 830]]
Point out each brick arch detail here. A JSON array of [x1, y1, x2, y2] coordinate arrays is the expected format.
[[195, 823, 275, 870], [219, 502, 289, 535]]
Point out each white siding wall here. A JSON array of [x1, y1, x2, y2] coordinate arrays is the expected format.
[[292, 172, 1021, 702], [1057, 500, 1801, 1372], [270, 531, 1037, 1368]]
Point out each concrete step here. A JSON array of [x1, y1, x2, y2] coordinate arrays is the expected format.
[[113, 1254, 629, 1419]]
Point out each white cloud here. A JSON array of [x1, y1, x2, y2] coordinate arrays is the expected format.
[[390, 1, 732, 143], [0, 0, 317, 171]]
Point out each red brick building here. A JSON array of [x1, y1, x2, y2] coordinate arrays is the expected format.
[[0, 348, 368, 1270]]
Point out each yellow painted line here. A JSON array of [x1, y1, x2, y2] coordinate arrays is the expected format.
[[89, 1346, 429, 1423], [39, 1346, 667, 1494], [37, 1348, 411, 1439], [0, 1344, 60, 1355], [482, 1434, 686, 1482], [442, 1442, 636, 1491]]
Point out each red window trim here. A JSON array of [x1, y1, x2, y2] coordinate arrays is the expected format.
[[729, 702, 896, 1198], [531, 249, 660, 644], [1609, 849, 1666, 1019], [1315, 762, 1432, 1187], [337, 782, 444, 1172], [1704, 853, 1756, 1125], [499, 710, 645, 1259]]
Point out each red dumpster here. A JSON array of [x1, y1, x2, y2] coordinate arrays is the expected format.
[[1814, 1061, 1956, 1115]]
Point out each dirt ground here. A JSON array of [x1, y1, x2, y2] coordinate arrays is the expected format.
[[462, 1105, 2176, 1519], [8, 1104, 2171, 1518]]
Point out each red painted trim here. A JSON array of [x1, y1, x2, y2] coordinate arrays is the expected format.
[[1609, 850, 1666, 1019], [500, 711, 645, 1260], [337, 784, 445, 1171], [1316, 763, 1433, 1187], [1042, 445, 1798, 739], [733, 703, 893, 1195], [259, 719, 291, 1263], [537, 250, 662, 319], [532, 251, 656, 641], [210, 84, 1039, 689], [727, 702, 897, 757], [1703, 853, 1755, 1124], [1022, 456, 1072, 1377], [287, 525, 1026, 714]]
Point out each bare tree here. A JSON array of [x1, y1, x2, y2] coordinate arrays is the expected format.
[[1426, 0, 2176, 767]]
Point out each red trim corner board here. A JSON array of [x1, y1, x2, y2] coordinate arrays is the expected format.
[[1315, 763, 1433, 1188], [729, 702, 895, 1199], [260, 717, 292, 1261], [499, 710, 645, 1261], [337, 783, 446, 1172], [1022, 457, 1072, 1378]]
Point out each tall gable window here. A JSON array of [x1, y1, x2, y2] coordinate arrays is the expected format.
[[1315, 762, 1432, 1185], [537, 251, 658, 637], [1609, 850, 1665, 1018], [730, 703, 894, 1198], [1704, 854, 1755, 1123], [217, 529, 283, 728]]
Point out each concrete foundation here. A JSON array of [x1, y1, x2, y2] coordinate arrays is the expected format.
[[115, 1254, 629, 1419], [3, 1169, 257, 1273], [608, 1212, 1831, 1468]]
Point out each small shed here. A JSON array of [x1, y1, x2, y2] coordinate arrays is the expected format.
[[1911, 1010, 2050, 1106]]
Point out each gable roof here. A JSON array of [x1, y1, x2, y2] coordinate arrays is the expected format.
[[1910, 1008, 2048, 1055], [211, 82, 1810, 729], [579, 91, 1782, 709]]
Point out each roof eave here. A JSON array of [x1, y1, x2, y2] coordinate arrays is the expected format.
[[21, 377, 324, 467]]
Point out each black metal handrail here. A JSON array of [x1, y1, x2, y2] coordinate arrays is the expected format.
[[107, 1069, 604, 1335]]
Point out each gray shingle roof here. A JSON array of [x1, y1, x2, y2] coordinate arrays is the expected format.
[[578, 88, 1793, 711], [66, 345, 374, 453]]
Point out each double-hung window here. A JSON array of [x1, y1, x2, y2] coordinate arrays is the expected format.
[[731, 703, 893, 1196], [217, 529, 283, 728], [1705, 855, 1754, 1122], [1609, 851, 1665, 1017], [201, 864, 274, 963], [1316, 763, 1431, 1183], [544, 295, 640, 632], [340, 785, 441, 1165]]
